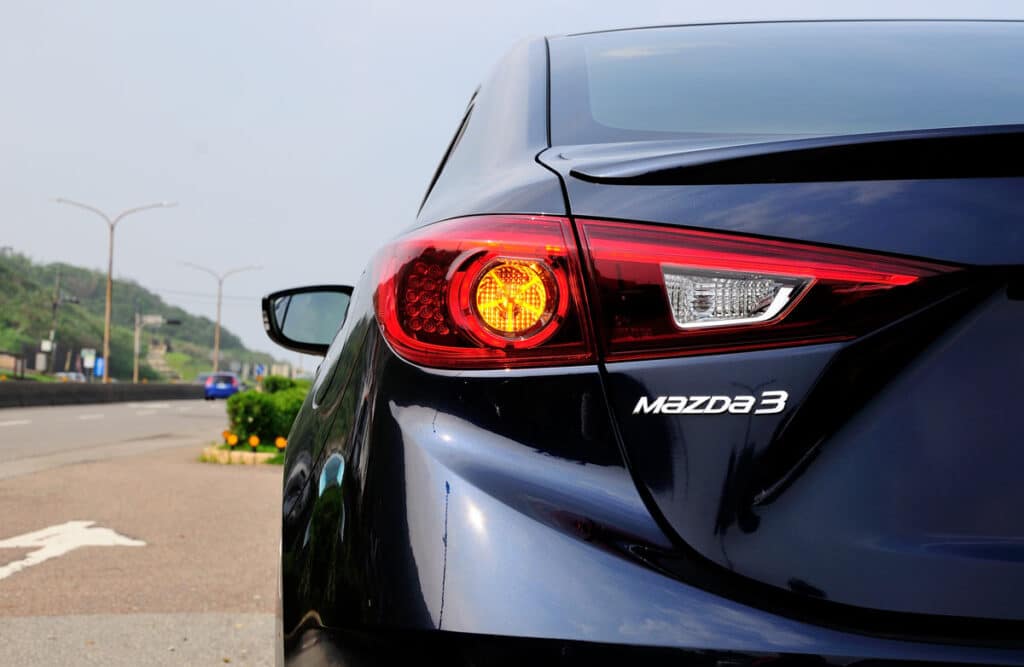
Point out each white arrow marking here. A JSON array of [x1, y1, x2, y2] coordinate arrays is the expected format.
[[0, 521, 145, 581]]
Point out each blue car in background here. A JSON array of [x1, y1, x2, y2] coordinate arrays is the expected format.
[[203, 372, 239, 400]]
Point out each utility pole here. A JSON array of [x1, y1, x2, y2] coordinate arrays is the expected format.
[[54, 198, 177, 383], [49, 267, 61, 373], [133, 309, 141, 384], [48, 266, 79, 373], [180, 262, 260, 372]]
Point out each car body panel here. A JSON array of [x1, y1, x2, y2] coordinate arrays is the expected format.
[[416, 37, 563, 227], [537, 21, 1024, 624], [602, 289, 1024, 620], [540, 172, 1024, 267], [281, 308, 1024, 663]]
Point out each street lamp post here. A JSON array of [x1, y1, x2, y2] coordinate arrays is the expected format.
[[55, 198, 177, 383], [181, 263, 260, 373]]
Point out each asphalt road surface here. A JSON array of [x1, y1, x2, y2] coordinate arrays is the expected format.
[[0, 399, 281, 665]]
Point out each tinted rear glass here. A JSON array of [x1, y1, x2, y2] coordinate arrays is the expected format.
[[549, 22, 1024, 144]]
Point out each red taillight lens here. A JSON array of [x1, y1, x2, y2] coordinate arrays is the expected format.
[[231, 377, 239, 387], [579, 219, 957, 361], [373, 215, 594, 368], [373, 215, 959, 368], [205, 376, 214, 387]]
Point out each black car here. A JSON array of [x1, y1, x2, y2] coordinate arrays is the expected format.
[[261, 20, 1024, 666]]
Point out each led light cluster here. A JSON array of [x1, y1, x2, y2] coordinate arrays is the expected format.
[[662, 268, 806, 329], [399, 251, 455, 339]]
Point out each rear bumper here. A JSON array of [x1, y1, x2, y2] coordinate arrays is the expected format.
[[281, 329, 1024, 665], [204, 387, 238, 399], [285, 626, 1024, 666]]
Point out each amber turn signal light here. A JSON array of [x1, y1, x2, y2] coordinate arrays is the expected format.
[[472, 259, 556, 338]]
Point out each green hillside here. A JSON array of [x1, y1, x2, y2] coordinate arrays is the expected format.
[[0, 250, 276, 381]]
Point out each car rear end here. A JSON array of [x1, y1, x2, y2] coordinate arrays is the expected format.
[[204, 373, 239, 399], [544, 18, 1024, 625], [280, 21, 1024, 665]]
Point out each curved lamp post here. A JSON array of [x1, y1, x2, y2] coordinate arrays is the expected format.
[[181, 262, 260, 373], [54, 198, 177, 383]]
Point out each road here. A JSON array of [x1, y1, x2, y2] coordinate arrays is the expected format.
[[0, 400, 281, 665], [0, 400, 225, 480]]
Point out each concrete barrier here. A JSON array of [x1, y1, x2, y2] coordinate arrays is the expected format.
[[0, 381, 204, 408]]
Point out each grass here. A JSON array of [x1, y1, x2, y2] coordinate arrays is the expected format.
[[217, 442, 284, 454], [164, 351, 209, 383], [0, 370, 59, 382]]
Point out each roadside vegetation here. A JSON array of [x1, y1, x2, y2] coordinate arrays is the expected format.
[[0, 250, 275, 381], [225, 375, 310, 443], [0, 370, 57, 382]]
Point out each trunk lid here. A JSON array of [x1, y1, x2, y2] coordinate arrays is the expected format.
[[542, 136, 1024, 621]]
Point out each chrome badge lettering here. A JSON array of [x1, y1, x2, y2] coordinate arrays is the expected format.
[[633, 390, 788, 415]]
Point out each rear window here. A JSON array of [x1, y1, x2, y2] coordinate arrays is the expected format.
[[549, 22, 1024, 144], [213, 374, 235, 383]]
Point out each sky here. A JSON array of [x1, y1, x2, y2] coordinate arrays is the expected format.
[[2, 1, 1021, 357]]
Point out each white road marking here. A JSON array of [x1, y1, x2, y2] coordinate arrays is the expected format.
[[136, 410, 155, 416], [176, 406, 193, 412], [0, 419, 31, 427], [78, 414, 104, 420], [0, 521, 145, 581], [127, 402, 171, 409]]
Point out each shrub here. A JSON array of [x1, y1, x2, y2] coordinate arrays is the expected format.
[[226, 391, 276, 440], [227, 384, 310, 440], [270, 386, 308, 438], [262, 375, 296, 394]]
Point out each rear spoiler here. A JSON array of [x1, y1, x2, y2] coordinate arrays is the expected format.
[[568, 125, 1024, 185]]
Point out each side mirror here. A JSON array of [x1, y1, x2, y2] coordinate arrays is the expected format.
[[261, 285, 353, 356]]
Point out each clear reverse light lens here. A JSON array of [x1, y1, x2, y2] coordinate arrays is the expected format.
[[662, 266, 808, 329]]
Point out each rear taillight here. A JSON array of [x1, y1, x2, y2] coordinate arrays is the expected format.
[[373, 216, 958, 368], [205, 376, 214, 387], [231, 377, 239, 387], [373, 215, 594, 368], [579, 219, 956, 361]]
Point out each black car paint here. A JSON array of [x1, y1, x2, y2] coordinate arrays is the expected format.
[[277, 23, 1024, 665]]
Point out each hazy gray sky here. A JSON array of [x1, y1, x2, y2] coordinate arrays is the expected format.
[[2, 1, 1021, 356]]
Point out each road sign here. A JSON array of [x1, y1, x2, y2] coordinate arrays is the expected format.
[[93, 357, 104, 378], [81, 348, 96, 370], [40, 339, 53, 353], [255, 363, 265, 377]]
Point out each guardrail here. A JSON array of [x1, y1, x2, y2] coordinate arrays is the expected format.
[[0, 382, 204, 408]]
